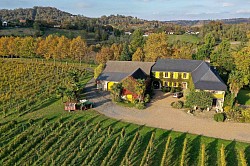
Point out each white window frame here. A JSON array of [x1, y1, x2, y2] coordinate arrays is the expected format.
[[163, 72, 170, 78]]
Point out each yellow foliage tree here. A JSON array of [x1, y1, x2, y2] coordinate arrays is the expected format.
[[132, 47, 144, 61], [144, 32, 171, 62]]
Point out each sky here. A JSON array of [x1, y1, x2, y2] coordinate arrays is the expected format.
[[0, 0, 250, 21]]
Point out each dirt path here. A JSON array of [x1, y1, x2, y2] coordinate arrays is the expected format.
[[85, 78, 250, 143]]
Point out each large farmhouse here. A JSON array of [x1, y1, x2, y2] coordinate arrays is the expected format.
[[96, 59, 227, 109]]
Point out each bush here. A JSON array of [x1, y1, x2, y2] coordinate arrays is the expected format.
[[144, 94, 151, 103], [223, 106, 231, 113], [162, 87, 171, 93], [171, 101, 184, 109], [135, 102, 146, 110], [214, 113, 226, 122]]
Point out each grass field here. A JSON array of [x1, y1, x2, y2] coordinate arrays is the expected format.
[[237, 89, 250, 105], [167, 34, 201, 44], [1, 58, 250, 165]]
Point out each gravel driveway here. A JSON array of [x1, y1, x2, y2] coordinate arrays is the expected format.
[[85, 78, 250, 143]]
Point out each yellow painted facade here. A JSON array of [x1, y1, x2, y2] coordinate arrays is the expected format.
[[126, 94, 133, 102], [107, 82, 115, 91], [212, 93, 225, 99], [173, 72, 178, 79], [155, 72, 160, 78]]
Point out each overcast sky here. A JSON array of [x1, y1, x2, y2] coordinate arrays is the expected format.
[[1, 0, 250, 21]]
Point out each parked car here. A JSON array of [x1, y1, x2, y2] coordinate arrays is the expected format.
[[172, 92, 183, 98]]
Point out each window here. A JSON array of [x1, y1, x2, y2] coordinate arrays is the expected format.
[[182, 73, 188, 79], [163, 72, 170, 78], [163, 81, 169, 87], [182, 82, 188, 89], [173, 82, 178, 87]]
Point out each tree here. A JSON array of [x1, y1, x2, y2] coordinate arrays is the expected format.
[[70, 36, 87, 64], [228, 70, 245, 98], [144, 32, 171, 62], [56, 36, 70, 60], [211, 40, 234, 72], [120, 42, 131, 61], [135, 79, 146, 102], [130, 29, 144, 54], [19, 37, 37, 58], [186, 90, 213, 109], [194, 33, 216, 60], [233, 46, 250, 86], [110, 43, 123, 60], [96, 46, 114, 64], [132, 47, 145, 61], [110, 83, 123, 102]]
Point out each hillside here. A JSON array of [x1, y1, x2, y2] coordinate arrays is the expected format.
[[0, 6, 72, 23], [0, 6, 249, 29]]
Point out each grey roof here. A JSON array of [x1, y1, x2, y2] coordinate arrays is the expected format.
[[97, 72, 129, 82], [153, 58, 227, 91], [152, 59, 204, 72], [97, 61, 153, 82], [103, 61, 155, 75]]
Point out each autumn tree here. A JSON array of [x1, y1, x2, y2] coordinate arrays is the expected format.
[[144, 32, 171, 62], [19, 37, 37, 58], [70, 36, 87, 64], [233, 46, 250, 86], [96, 46, 114, 64], [110, 43, 122, 60], [132, 47, 145, 61], [0, 37, 10, 57], [56, 36, 70, 60]]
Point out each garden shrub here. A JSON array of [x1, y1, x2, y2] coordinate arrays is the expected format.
[[171, 102, 175, 107], [171, 101, 184, 109], [135, 102, 146, 110], [162, 87, 167, 93], [242, 108, 250, 122], [144, 94, 151, 103], [214, 113, 226, 122], [133, 99, 139, 104], [223, 106, 231, 113]]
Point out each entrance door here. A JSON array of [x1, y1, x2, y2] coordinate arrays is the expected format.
[[212, 99, 217, 107], [153, 81, 160, 89]]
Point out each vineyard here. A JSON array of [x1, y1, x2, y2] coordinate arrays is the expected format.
[[0, 106, 250, 166], [0, 58, 91, 119], [0, 58, 250, 165]]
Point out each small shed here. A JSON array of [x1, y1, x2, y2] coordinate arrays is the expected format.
[[64, 101, 77, 112]]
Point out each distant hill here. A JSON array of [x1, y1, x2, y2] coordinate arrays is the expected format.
[[165, 18, 250, 26], [0, 6, 72, 23], [0, 6, 249, 28]]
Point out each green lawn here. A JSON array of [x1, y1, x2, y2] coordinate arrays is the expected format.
[[237, 89, 250, 105], [168, 34, 201, 44]]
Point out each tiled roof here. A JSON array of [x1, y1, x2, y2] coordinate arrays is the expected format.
[[153, 58, 227, 91], [152, 59, 204, 72], [97, 61, 153, 82]]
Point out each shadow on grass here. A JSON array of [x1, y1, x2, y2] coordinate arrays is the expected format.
[[18, 98, 59, 117], [188, 135, 202, 166], [132, 129, 156, 165], [170, 133, 187, 165], [244, 145, 250, 165], [207, 139, 219, 166], [152, 130, 172, 166], [225, 140, 238, 166]]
